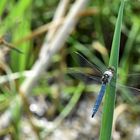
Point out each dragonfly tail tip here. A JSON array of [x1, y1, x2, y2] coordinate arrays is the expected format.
[[91, 113, 95, 118]]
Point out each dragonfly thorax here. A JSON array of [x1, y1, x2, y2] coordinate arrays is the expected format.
[[101, 69, 114, 84]]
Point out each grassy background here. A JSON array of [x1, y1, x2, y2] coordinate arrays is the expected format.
[[0, 0, 140, 139]]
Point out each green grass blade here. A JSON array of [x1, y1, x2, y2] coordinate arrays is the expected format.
[[99, 0, 125, 140], [120, 21, 140, 73], [11, 19, 31, 72], [0, 0, 7, 16]]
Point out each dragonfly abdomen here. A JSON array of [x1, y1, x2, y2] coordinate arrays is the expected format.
[[92, 84, 106, 117]]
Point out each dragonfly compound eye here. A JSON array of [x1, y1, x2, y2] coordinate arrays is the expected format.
[[102, 74, 110, 84]]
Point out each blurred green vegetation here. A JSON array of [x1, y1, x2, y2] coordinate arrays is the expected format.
[[0, 0, 140, 139]]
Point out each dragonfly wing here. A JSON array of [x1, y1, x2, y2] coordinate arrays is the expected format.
[[66, 67, 102, 84], [116, 83, 140, 92], [117, 73, 140, 87], [110, 77, 140, 95], [92, 84, 106, 117], [110, 79, 140, 103], [74, 52, 105, 74]]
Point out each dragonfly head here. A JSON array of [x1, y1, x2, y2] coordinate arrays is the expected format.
[[101, 66, 115, 84], [108, 66, 115, 74]]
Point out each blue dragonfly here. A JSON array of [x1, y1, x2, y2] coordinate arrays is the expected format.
[[67, 52, 140, 118], [91, 66, 114, 117]]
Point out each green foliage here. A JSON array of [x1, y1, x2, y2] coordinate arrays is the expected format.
[[10, 96, 22, 140], [0, 0, 139, 139]]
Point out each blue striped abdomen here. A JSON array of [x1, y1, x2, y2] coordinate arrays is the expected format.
[[92, 84, 106, 117]]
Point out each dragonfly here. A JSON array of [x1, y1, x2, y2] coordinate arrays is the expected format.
[[67, 52, 140, 118], [91, 66, 114, 117]]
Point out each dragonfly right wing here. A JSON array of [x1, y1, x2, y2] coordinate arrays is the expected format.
[[116, 73, 140, 94], [109, 73, 140, 103]]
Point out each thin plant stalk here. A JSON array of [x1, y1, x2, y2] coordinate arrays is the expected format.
[[99, 0, 125, 140]]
